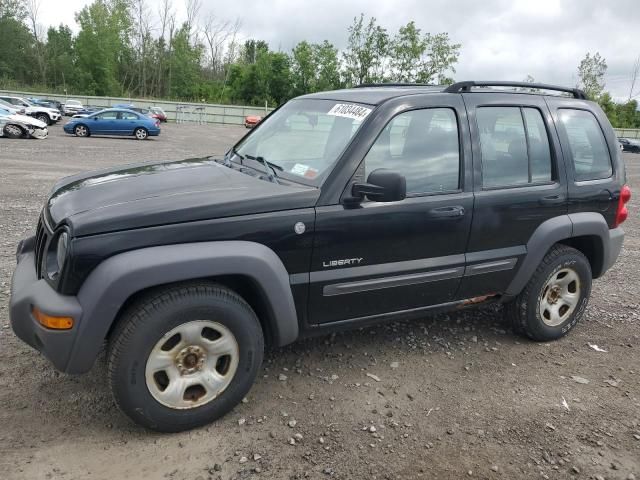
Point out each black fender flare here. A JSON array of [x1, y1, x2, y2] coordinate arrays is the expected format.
[[505, 212, 613, 296], [65, 241, 298, 373]]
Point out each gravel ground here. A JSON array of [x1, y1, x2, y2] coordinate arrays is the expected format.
[[0, 122, 638, 480]]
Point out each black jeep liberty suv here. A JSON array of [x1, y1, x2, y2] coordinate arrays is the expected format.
[[10, 81, 630, 432]]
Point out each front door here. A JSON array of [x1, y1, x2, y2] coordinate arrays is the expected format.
[[93, 111, 119, 134], [309, 96, 474, 324]]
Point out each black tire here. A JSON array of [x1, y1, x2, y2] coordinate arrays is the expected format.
[[107, 282, 264, 432], [134, 127, 148, 140], [3, 124, 24, 139], [74, 124, 90, 137], [504, 245, 592, 341], [36, 113, 51, 125]]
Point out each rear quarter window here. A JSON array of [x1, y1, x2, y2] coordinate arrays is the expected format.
[[557, 109, 612, 181]]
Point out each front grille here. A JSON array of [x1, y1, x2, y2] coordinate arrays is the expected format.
[[34, 215, 49, 278]]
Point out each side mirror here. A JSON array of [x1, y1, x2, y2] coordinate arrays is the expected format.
[[352, 168, 406, 202]]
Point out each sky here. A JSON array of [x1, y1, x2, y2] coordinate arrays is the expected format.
[[37, 0, 640, 101]]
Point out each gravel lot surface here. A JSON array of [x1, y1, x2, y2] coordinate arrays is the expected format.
[[0, 122, 638, 480]]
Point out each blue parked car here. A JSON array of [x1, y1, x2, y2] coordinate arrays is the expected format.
[[63, 108, 161, 140]]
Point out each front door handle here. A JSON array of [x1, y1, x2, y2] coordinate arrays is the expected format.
[[429, 205, 465, 218], [539, 194, 565, 205]]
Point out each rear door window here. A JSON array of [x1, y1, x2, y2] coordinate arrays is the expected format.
[[557, 109, 612, 181], [476, 107, 554, 188]]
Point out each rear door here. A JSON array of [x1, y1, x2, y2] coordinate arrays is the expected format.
[[457, 93, 568, 299], [116, 111, 139, 134], [308, 94, 474, 324]]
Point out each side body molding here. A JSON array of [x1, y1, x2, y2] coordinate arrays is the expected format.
[[506, 212, 614, 296], [66, 241, 299, 373]]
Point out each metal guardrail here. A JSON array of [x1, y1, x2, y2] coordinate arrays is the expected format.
[[0, 89, 272, 125], [614, 128, 640, 139]]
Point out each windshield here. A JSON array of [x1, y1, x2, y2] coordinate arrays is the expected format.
[[234, 99, 372, 183]]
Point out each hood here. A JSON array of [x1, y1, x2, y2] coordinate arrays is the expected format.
[[7, 113, 47, 128], [46, 158, 319, 236], [25, 106, 56, 114]]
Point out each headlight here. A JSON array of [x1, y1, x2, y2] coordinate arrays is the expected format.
[[46, 230, 69, 280], [56, 231, 69, 271]]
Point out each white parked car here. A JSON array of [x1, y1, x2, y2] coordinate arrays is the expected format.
[[0, 96, 61, 125], [63, 99, 84, 116], [0, 107, 48, 139], [0, 98, 25, 115]]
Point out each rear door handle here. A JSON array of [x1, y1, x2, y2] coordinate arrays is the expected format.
[[429, 206, 465, 218], [539, 194, 565, 205]]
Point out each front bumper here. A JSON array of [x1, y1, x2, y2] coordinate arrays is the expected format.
[[28, 127, 48, 139], [10, 237, 82, 372]]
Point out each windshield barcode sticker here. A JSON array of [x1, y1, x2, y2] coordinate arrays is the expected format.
[[327, 104, 372, 121]]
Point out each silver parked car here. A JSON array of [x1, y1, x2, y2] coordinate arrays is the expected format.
[[0, 107, 48, 139]]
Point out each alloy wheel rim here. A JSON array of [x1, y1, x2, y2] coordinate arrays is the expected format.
[[145, 320, 239, 410], [539, 268, 581, 326], [76, 126, 87, 136], [136, 129, 147, 139], [5, 125, 22, 136]]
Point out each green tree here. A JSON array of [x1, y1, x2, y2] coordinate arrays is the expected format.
[[0, 0, 26, 19], [0, 15, 36, 86], [168, 23, 203, 99], [577, 52, 607, 100], [390, 23, 460, 84], [290, 41, 317, 95], [45, 25, 77, 90], [268, 51, 291, 104], [342, 14, 389, 85], [74, 0, 133, 95], [597, 92, 618, 126], [314, 40, 341, 91]]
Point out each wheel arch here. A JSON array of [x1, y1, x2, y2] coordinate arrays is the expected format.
[[505, 213, 611, 296], [108, 274, 279, 348], [66, 241, 299, 374]]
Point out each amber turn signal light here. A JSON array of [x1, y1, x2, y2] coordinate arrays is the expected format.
[[32, 307, 74, 330]]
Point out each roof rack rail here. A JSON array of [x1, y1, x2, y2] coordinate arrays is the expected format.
[[443, 81, 587, 100], [354, 83, 435, 88]]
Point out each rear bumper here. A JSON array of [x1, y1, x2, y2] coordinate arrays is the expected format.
[[602, 227, 624, 274], [10, 238, 82, 372]]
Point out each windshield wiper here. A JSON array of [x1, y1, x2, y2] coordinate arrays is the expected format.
[[231, 146, 244, 166], [244, 154, 281, 184]]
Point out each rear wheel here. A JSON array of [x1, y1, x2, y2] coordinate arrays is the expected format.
[[36, 113, 51, 125], [108, 282, 264, 432], [74, 124, 89, 137], [505, 245, 591, 341], [134, 127, 148, 140], [3, 124, 23, 139]]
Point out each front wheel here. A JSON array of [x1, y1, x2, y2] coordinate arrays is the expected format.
[[3, 124, 24, 139], [107, 282, 264, 432], [74, 124, 89, 137], [134, 127, 148, 140], [505, 245, 592, 341]]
